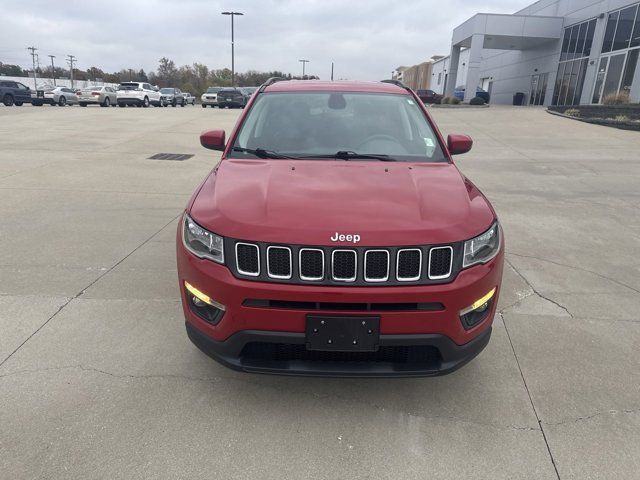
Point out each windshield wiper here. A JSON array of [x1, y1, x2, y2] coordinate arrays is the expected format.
[[298, 151, 396, 162], [232, 147, 296, 159]]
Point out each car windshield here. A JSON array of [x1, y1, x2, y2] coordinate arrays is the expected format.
[[230, 92, 446, 162], [118, 83, 139, 90], [206, 87, 222, 93], [160, 88, 173, 93]]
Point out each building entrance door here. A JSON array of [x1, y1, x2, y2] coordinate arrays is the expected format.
[[529, 73, 548, 105]]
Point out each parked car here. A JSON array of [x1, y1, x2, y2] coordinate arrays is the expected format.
[[117, 82, 162, 107], [178, 79, 504, 377], [183, 92, 195, 105], [0, 80, 33, 106], [160, 87, 185, 107], [416, 89, 443, 104], [37, 86, 79, 106], [216, 87, 250, 108], [453, 86, 490, 103], [78, 85, 118, 107], [201, 87, 223, 107]]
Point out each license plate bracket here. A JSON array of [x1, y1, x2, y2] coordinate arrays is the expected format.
[[305, 315, 380, 352]]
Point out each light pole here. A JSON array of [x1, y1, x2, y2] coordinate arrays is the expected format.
[[299, 59, 309, 78], [221, 11, 243, 86]]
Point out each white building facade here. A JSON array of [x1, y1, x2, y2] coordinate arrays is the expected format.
[[435, 0, 640, 105]]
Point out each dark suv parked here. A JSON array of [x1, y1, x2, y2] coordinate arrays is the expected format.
[[216, 87, 250, 108], [0, 80, 33, 106]]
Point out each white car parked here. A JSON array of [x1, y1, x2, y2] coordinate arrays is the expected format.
[[200, 87, 223, 108], [116, 82, 162, 107]]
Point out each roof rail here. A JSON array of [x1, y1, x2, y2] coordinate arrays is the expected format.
[[380, 79, 411, 91], [259, 77, 287, 92]]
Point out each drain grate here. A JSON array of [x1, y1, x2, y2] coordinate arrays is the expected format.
[[148, 153, 194, 161]]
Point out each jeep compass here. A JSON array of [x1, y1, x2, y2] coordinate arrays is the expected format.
[[177, 78, 504, 377]]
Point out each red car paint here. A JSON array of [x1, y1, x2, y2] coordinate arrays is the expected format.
[[177, 80, 504, 377]]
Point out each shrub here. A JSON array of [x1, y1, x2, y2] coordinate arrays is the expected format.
[[564, 108, 580, 117], [441, 96, 451, 104], [450, 97, 461, 105], [469, 96, 486, 105], [602, 91, 630, 105]]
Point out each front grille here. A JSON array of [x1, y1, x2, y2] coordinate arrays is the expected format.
[[236, 243, 260, 276], [332, 250, 357, 282], [299, 249, 324, 280], [267, 246, 291, 279], [364, 250, 389, 281], [428, 246, 453, 279], [241, 342, 442, 367], [229, 240, 459, 286], [242, 299, 445, 311], [397, 249, 422, 281]]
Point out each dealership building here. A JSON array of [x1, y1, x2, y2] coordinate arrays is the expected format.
[[429, 0, 640, 105]]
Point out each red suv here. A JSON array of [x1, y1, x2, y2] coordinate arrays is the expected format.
[[177, 79, 504, 377]]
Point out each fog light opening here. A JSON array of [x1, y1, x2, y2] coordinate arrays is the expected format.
[[460, 288, 496, 330], [184, 281, 226, 324]]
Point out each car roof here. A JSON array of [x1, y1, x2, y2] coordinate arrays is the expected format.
[[263, 80, 408, 95]]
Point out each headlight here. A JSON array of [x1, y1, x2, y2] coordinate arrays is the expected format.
[[462, 221, 500, 268], [182, 214, 224, 264]]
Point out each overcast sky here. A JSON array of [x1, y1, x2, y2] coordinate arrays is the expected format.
[[1, 0, 527, 80]]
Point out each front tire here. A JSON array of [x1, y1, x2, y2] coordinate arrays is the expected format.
[[202, 104, 206, 108], [103, 97, 111, 107], [15, 101, 23, 106], [3, 94, 15, 106], [118, 103, 125, 108], [80, 103, 87, 107], [142, 96, 149, 108], [58, 96, 67, 106]]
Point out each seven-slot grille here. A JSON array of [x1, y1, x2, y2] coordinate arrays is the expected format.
[[232, 241, 456, 285]]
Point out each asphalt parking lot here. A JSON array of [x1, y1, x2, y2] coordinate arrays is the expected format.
[[1, 104, 639, 479]]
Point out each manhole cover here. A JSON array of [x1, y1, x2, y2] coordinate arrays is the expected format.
[[148, 153, 194, 161]]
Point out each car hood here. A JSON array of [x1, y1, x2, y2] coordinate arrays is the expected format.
[[190, 159, 495, 246]]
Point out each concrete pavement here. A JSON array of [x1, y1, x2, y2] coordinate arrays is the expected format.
[[0, 104, 638, 479]]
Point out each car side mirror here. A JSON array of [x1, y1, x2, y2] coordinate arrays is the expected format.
[[447, 134, 473, 155], [200, 129, 226, 151]]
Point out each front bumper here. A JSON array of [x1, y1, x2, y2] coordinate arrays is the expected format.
[[186, 320, 492, 377], [177, 230, 504, 376]]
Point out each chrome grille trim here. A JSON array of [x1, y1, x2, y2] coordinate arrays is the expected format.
[[331, 249, 357, 282], [266, 246, 292, 279], [428, 246, 453, 280], [235, 242, 260, 277], [364, 249, 390, 282], [299, 248, 324, 281], [396, 248, 422, 281]]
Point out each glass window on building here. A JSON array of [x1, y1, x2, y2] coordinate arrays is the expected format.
[[553, 18, 597, 105], [613, 6, 638, 51], [632, 8, 640, 47], [603, 12, 619, 53], [621, 49, 639, 93]]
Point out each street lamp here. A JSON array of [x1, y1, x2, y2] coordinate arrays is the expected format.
[[221, 11, 244, 86], [299, 59, 310, 78]]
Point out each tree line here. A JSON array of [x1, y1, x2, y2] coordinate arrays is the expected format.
[[0, 58, 318, 93]]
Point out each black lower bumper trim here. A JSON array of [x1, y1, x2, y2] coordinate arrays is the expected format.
[[185, 322, 491, 377]]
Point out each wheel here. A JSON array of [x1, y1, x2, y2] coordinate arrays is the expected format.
[[202, 104, 206, 108], [118, 103, 125, 108], [80, 103, 87, 107], [58, 96, 66, 106], [102, 97, 110, 107], [15, 101, 23, 106], [142, 96, 149, 108], [2, 94, 14, 106], [180, 99, 185, 107]]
